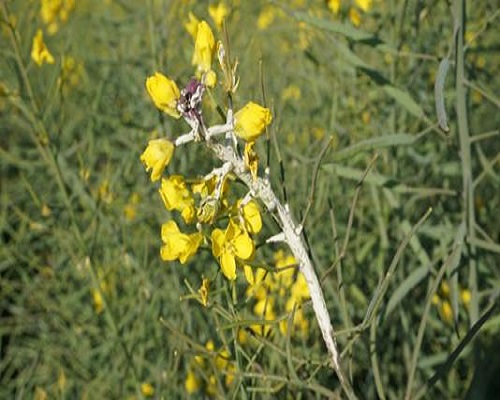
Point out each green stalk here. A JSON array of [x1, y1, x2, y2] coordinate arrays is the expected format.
[[455, 0, 478, 324]]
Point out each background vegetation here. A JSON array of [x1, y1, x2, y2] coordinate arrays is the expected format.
[[1, 0, 499, 398]]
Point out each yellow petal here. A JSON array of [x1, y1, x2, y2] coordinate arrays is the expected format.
[[184, 12, 199, 39], [208, 2, 229, 30], [244, 141, 259, 181], [233, 230, 254, 260], [243, 265, 254, 284], [192, 21, 215, 74], [146, 72, 180, 118], [355, 0, 372, 12], [220, 250, 236, 280], [327, 0, 341, 15], [140, 138, 175, 181], [185, 369, 200, 393], [31, 29, 55, 66], [211, 228, 225, 257], [242, 200, 262, 234]]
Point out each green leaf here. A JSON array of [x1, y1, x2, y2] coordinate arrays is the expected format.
[[332, 133, 419, 161], [383, 85, 427, 120], [292, 9, 394, 51], [384, 265, 430, 320]]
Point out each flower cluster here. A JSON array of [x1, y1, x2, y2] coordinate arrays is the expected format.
[[140, 19, 271, 275], [432, 281, 471, 324], [141, 12, 349, 393], [40, 0, 75, 34], [327, 0, 373, 26], [184, 340, 235, 396], [243, 250, 310, 337]]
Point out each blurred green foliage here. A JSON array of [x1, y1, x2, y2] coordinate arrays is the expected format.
[[1, 0, 499, 398]]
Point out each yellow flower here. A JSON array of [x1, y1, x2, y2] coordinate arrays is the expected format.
[[123, 192, 141, 221], [192, 21, 216, 77], [141, 382, 155, 397], [460, 289, 471, 307], [234, 102, 272, 141], [159, 175, 196, 223], [290, 273, 310, 303], [160, 220, 203, 264], [185, 369, 201, 393], [184, 12, 200, 40], [327, 0, 341, 15], [439, 301, 453, 324], [41, 0, 75, 34], [140, 138, 175, 182], [211, 221, 254, 280], [348, 7, 361, 26], [257, 6, 276, 30], [274, 250, 296, 286], [208, 2, 229, 30], [198, 278, 210, 307], [440, 281, 450, 297], [251, 297, 276, 336], [91, 289, 104, 314], [146, 72, 181, 118], [281, 85, 301, 102], [244, 141, 259, 181], [355, 0, 372, 12], [31, 29, 55, 66]]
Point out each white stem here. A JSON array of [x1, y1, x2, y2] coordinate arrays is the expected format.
[[176, 110, 356, 397], [203, 128, 356, 398]]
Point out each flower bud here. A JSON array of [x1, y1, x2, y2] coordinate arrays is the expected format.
[[234, 102, 272, 141], [146, 73, 181, 118]]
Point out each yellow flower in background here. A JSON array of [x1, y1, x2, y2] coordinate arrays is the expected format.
[[281, 85, 301, 102], [41, 0, 75, 34], [211, 221, 254, 280], [185, 340, 235, 396], [439, 301, 453, 324], [91, 289, 104, 314], [184, 12, 200, 39], [185, 368, 201, 393], [290, 273, 310, 303], [140, 138, 175, 181], [31, 29, 55, 66], [159, 175, 195, 223], [244, 141, 258, 181], [327, 0, 341, 15], [257, 6, 276, 30], [349, 7, 361, 26], [251, 296, 276, 336], [461, 289, 471, 307], [440, 281, 450, 297], [234, 102, 272, 141], [140, 382, 155, 397], [59, 56, 85, 92], [123, 192, 141, 221], [208, 2, 229, 30], [274, 250, 296, 289], [192, 21, 216, 83], [198, 278, 210, 306], [160, 220, 203, 264], [355, 0, 372, 12], [146, 72, 181, 118]]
